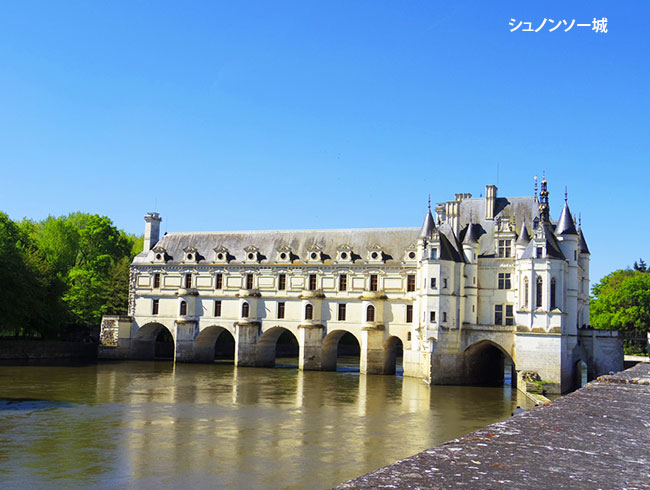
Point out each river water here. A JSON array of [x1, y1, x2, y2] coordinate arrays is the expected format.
[[0, 359, 533, 489]]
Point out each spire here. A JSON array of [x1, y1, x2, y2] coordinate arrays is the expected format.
[[556, 201, 578, 235], [577, 214, 590, 254], [419, 200, 436, 238], [517, 221, 530, 244], [534, 176, 538, 202], [538, 173, 550, 223]]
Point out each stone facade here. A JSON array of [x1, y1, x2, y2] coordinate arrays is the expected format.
[[101, 180, 623, 393]]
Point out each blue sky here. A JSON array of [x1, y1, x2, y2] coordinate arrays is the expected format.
[[0, 1, 648, 283]]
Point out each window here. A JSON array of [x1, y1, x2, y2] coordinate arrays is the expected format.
[[431, 248, 438, 259], [153, 273, 160, 289], [309, 274, 317, 291], [574, 250, 577, 261], [443, 278, 448, 289], [442, 311, 447, 322], [214, 300, 222, 317], [536, 246, 543, 259], [278, 302, 285, 319], [216, 273, 223, 290], [497, 239, 512, 258], [152, 299, 159, 315], [339, 274, 347, 291], [430, 311, 435, 322], [184, 274, 192, 288], [369, 274, 378, 292], [305, 303, 313, 320], [550, 278, 557, 309], [366, 305, 375, 322], [431, 278, 437, 289], [407, 331, 412, 341], [241, 302, 249, 318], [524, 277, 529, 307], [278, 274, 286, 291], [505, 305, 514, 325], [338, 303, 346, 321], [494, 304, 503, 325], [246, 274, 254, 290], [180, 300, 187, 316], [536, 277, 543, 308], [498, 273, 511, 290], [406, 305, 413, 323], [407, 274, 416, 292]]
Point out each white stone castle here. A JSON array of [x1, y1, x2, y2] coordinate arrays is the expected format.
[[100, 179, 622, 393]]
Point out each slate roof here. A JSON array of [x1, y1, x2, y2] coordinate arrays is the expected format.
[[419, 209, 436, 238], [520, 223, 566, 260], [134, 228, 421, 265], [579, 229, 591, 254], [556, 202, 578, 235]]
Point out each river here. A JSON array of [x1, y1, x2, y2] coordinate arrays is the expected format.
[[0, 359, 534, 489]]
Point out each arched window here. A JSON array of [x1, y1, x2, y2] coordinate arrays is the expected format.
[[536, 277, 543, 309], [305, 303, 313, 320], [241, 302, 249, 318], [550, 278, 557, 309], [524, 277, 529, 308], [180, 300, 187, 316], [366, 305, 375, 322]]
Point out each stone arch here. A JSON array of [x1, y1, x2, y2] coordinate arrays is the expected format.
[[383, 335, 404, 375], [463, 340, 514, 386], [256, 326, 299, 368], [131, 322, 175, 360], [322, 329, 362, 371], [194, 326, 236, 363]]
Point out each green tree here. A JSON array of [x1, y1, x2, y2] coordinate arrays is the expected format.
[[633, 258, 648, 273], [591, 269, 650, 354]]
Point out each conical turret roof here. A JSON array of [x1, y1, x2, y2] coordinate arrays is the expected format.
[[555, 202, 578, 235], [517, 222, 530, 244], [463, 223, 481, 244], [419, 208, 436, 238], [579, 228, 590, 254]]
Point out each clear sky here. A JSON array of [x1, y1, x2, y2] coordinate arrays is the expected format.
[[0, 1, 648, 284]]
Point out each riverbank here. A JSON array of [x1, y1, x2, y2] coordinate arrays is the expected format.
[[0, 340, 97, 361], [336, 362, 650, 489]]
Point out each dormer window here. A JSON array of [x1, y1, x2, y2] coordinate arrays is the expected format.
[[214, 246, 232, 264], [430, 248, 438, 260], [244, 245, 261, 263], [536, 246, 544, 258], [306, 245, 323, 263], [276, 246, 294, 263], [367, 245, 385, 263], [183, 246, 199, 263], [404, 245, 417, 262], [151, 245, 168, 263], [336, 244, 354, 263]]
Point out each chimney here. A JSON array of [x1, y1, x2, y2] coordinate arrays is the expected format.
[[144, 212, 162, 252], [485, 185, 497, 220]]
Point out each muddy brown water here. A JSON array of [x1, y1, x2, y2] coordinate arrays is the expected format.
[[0, 358, 533, 489]]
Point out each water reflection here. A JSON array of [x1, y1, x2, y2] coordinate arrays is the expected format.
[[0, 360, 534, 489]]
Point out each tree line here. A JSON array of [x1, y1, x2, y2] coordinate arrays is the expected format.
[[590, 259, 650, 355], [0, 211, 142, 339]]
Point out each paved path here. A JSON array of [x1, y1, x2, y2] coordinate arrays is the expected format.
[[337, 363, 650, 489]]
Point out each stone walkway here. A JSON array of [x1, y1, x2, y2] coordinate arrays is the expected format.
[[336, 363, 650, 489]]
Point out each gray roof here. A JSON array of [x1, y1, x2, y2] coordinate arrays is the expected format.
[[455, 196, 540, 256], [579, 229, 590, 254], [516, 222, 530, 244], [135, 227, 421, 265], [556, 202, 578, 235], [419, 209, 436, 238], [462, 222, 483, 244]]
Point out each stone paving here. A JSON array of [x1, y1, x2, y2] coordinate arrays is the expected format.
[[336, 363, 650, 489]]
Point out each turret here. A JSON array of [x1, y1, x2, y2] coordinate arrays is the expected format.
[[144, 212, 162, 252], [516, 221, 530, 259]]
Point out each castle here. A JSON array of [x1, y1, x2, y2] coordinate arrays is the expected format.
[[100, 179, 622, 393]]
